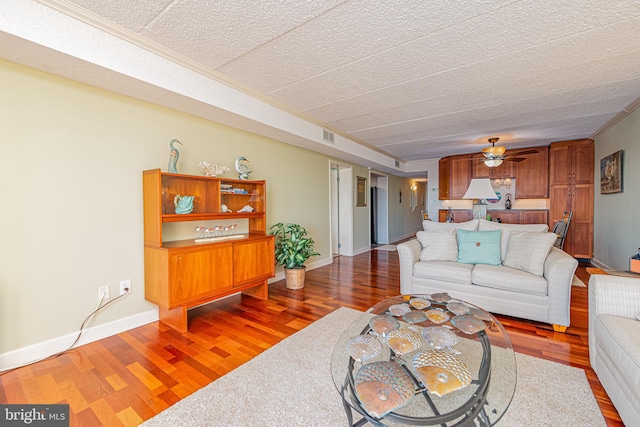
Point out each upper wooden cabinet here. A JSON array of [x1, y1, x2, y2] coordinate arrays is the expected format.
[[514, 146, 549, 199], [549, 139, 594, 259], [439, 155, 472, 200]]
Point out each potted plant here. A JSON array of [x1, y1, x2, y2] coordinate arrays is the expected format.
[[270, 222, 320, 290]]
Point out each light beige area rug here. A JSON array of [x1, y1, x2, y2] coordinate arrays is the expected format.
[[142, 307, 605, 427], [374, 245, 397, 251]]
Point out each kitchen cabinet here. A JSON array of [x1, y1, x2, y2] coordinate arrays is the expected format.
[[439, 155, 472, 200], [472, 154, 515, 179], [514, 146, 549, 198], [549, 139, 594, 259]]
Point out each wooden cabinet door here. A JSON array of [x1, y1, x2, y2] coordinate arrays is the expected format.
[[169, 245, 233, 306], [438, 158, 450, 200], [573, 141, 594, 185], [550, 144, 571, 186], [233, 237, 275, 286], [519, 210, 548, 225], [450, 155, 472, 199], [569, 184, 594, 258], [492, 210, 519, 224], [515, 147, 549, 198]]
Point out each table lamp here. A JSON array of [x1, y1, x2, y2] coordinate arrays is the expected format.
[[463, 179, 497, 220]]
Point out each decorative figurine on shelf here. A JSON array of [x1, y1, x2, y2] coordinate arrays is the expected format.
[[168, 139, 183, 173], [235, 156, 252, 180], [238, 205, 254, 212], [446, 207, 454, 223], [174, 194, 194, 214], [221, 204, 232, 213], [505, 193, 512, 210], [199, 161, 230, 177]]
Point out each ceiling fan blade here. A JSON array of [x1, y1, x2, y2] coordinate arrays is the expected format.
[[509, 149, 539, 155], [506, 157, 526, 162]]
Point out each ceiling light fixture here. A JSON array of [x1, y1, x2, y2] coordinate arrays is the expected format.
[[481, 137, 507, 167]]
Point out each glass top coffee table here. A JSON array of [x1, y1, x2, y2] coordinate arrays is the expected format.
[[331, 295, 516, 426]]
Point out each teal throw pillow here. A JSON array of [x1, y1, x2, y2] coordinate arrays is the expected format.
[[456, 229, 502, 265]]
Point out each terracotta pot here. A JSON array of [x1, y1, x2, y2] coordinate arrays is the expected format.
[[285, 266, 306, 290]]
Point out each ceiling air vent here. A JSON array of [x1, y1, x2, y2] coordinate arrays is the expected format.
[[322, 129, 335, 144], [395, 160, 400, 167]]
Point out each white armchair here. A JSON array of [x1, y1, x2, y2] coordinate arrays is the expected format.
[[588, 274, 640, 425]]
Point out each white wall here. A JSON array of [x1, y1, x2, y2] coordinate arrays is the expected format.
[[594, 109, 640, 270]]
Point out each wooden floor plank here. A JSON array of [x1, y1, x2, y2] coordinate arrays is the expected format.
[[0, 253, 623, 426]]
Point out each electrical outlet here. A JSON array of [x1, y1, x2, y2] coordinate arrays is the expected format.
[[98, 285, 110, 300], [120, 279, 131, 295]]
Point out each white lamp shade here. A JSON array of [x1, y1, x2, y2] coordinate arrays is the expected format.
[[463, 178, 498, 200]]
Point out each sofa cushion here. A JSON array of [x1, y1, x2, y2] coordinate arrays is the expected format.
[[478, 218, 548, 261], [413, 261, 473, 285], [417, 229, 458, 261], [595, 314, 640, 407], [503, 231, 557, 276], [423, 219, 479, 232], [472, 264, 549, 296], [456, 230, 502, 266]]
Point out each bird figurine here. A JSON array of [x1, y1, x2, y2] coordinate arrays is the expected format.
[[168, 139, 183, 173], [235, 156, 252, 180]]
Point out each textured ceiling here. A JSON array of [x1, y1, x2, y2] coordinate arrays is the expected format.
[[14, 1, 640, 162]]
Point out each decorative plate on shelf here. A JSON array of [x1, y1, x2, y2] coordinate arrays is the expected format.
[[409, 297, 431, 309], [369, 314, 400, 335], [451, 315, 486, 335], [347, 334, 383, 362], [425, 309, 450, 324]]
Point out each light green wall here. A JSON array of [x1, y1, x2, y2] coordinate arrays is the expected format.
[[0, 59, 337, 352], [594, 109, 640, 269], [387, 175, 424, 240]]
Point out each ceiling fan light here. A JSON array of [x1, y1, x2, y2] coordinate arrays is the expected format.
[[482, 146, 506, 156], [484, 159, 503, 167]]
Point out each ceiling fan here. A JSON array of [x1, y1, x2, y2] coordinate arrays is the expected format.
[[480, 138, 538, 167]]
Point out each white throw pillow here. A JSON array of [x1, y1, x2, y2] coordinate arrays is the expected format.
[[423, 219, 479, 232], [417, 229, 458, 262], [503, 231, 557, 276], [478, 219, 549, 262]]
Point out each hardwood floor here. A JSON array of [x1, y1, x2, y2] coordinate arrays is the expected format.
[[0, 250, 623, 426]]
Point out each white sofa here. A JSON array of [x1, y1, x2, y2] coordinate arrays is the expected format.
[[398, 219, 578, 331], [589, 274, 640, 425]]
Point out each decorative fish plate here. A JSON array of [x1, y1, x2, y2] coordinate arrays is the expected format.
[[431, 292, 451, 303], [386, 329, 422, 355], [421, 326, 459, 349], [369, 314, 400, 335], [402, 310, 427, 325], [412, 350, 472, 397], [355, 361, 415, 418], [388, 303, 411, 317], [347, 334, 383, 362], [451, 315, 487, 335], [446, 302, 471, 316], [409, 297, 431, 309], [425, 309, 450, 324]]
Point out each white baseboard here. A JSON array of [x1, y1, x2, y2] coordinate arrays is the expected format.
[[268, 257, 334, 283], [590, 258, 612, 269], [0, 309, 158, 372], [2, 258, 340, 372]]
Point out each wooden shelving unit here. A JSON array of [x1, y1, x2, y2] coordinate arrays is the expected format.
[[143, 169, 274, 332]]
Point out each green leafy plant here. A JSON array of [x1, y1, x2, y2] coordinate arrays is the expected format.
[[270, 222, 320, 269]]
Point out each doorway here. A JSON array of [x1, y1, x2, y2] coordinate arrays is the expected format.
[[370, 173, 389, 245], [330, 162, 354, 256]]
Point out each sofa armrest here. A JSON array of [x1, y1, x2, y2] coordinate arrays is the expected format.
[[543, 247, 579, 327], [588, 274, 640, 367], [397, 239, 422, 295]]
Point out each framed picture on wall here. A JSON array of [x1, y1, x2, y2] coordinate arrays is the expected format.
[[356, 176, 367, 207], [600, 150, 623, 194]]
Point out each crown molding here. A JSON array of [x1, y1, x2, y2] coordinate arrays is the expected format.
[[591, 96, 640, 140]]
